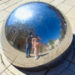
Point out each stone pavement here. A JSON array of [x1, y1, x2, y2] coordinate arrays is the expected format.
[[0, 0, 75, 75]]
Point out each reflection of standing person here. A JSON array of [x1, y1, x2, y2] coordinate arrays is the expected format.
[[25, 38, 29, 58], [25, 33, 33, 58], [32, 36, 41, 60]]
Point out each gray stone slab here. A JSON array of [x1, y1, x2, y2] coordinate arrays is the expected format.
[[1, 72, 7, 75], [0, 55, 6, 74], [51, 0, 64, 6], [60, 64, 75, 75], [0, 1, 4, 5], [46, 60, 70, 75], [2, 0, 9, 2], [62, 0, 75, 7], [0, 0, 22, 11], [8, 65, 25, 75], [66, 18, 75, 34], [24, 70, 46, 75], [0, 10, 9, 21], [6, 0, 39, 13], [66, 6, 75, 18], [57, 4, 72, 14], [67, 64, 75, 72], [65, 43, 74, 61], [5, 70, 14, 75], [71, 56, 75, 64], [39, 0, 53, 3], [0, 64, 6, 74]]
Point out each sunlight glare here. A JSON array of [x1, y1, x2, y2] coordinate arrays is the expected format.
[[15, 7, 33, 20]]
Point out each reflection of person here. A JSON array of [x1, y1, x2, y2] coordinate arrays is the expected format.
[[25, 32, 33, 58], [32, 35, 41, 60]]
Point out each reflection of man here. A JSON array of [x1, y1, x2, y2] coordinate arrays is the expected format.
[[25, 32, 33, 58]]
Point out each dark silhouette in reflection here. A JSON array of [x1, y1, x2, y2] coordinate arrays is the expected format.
[[25, 32, 33, 58]]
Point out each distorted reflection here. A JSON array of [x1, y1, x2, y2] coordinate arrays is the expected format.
[[5, 2, 66, 60]]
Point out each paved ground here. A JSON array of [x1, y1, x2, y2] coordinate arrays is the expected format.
[[0, 0, 75, 75]]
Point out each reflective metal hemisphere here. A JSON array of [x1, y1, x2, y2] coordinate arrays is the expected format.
[[1, 2, 73, 71]]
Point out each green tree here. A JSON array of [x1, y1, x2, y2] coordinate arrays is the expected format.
[[49, 39, 54, 46], [40, 46, 43, 52]]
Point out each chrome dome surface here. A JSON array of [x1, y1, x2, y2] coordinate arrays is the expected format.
[[5, 2, 66, 51], [2, 2, 72, 70]]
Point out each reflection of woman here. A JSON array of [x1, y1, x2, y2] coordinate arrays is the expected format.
[[32, 36, 41, 60]]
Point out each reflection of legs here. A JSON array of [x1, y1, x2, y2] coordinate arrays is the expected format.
[[26, 48, 30, 57], [34, 47, 39, 59], [37, 45, 40, 55], [28, 48, 30, 56], [25, 44, 30, 57], [34, 48, 37, 57]]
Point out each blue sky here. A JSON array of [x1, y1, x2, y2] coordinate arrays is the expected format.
[[7, 2, 61, 44]]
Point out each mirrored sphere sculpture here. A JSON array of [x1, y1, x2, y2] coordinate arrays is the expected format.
[[2, 2, 72, 71]]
